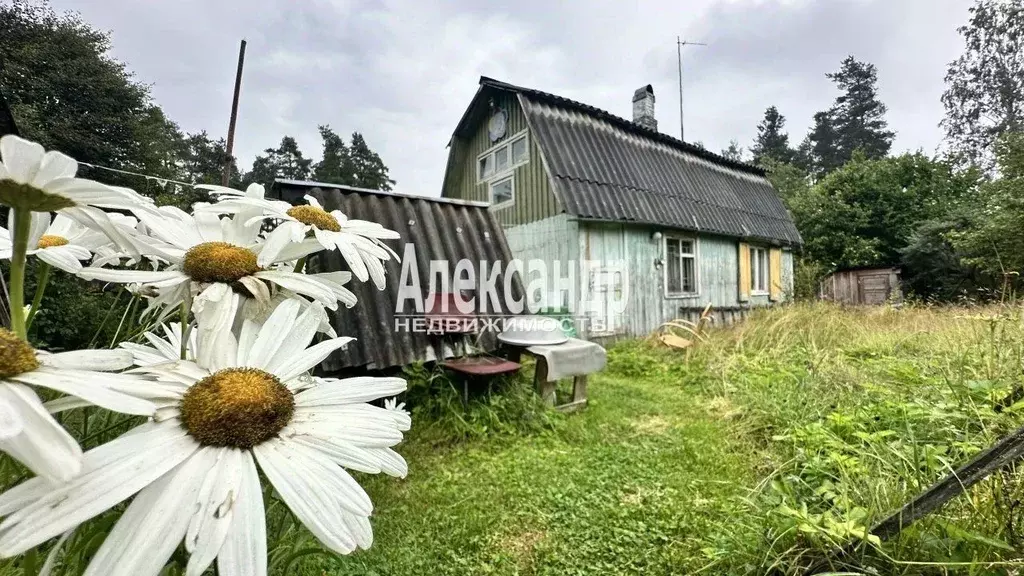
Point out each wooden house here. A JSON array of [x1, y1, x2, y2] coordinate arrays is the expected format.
[[441, 77, 802, 338], [819, 266, 902, 305]]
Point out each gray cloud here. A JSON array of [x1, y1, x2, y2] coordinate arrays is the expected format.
[[50, 0, 971, 194]]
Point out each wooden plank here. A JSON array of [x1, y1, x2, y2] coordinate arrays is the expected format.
[[769, 248, 783, 301], [813, 423, 1024, 572], [738, 242, 750, 302]]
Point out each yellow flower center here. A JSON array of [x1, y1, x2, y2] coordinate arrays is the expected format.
[[36, 235, 69, 249], [0, 181, 76, 212], [181, 242, 259, 284], [0, 329, 39, 379], [179, 367, 294, 448], [287, 205, 341, 232]]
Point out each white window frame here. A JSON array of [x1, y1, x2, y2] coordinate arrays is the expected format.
[[489, 174, 515, 208], [750, 246, 769, 295], [663, 234, 700, 298], [477, 130, 530, 184]]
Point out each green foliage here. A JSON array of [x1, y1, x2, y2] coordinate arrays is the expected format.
[[311, 126, 395, 191], [942, 0, 1024, 168], [790, 152, 972, 270], [792, 256, 825, 300], [751, 105, 793, 165], [901, 217, 987, 301], [0, 0, 173, 185], [719, 139, 744, 162], [400, 362, 559, 444], [245, 136, 314, 187], [948, 132, 1024, 292]]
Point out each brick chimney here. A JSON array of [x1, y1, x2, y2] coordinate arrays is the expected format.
[[632, 85, 657, 131]]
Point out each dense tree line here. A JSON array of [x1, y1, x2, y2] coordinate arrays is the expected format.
[[0, 0, 395, 348], [743, 0, 1023, 302], [0, 0, 394, 210]]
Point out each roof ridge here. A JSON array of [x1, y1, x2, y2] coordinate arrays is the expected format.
[[479, 76, 766, 176]]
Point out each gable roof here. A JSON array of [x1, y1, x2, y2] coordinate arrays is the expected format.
[[457, 77, 802, 246]]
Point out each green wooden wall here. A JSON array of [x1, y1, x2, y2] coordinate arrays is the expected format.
[[576, 222, 794, 338], [442, 92, 560, 226]]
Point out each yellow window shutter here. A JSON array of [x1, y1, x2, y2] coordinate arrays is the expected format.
[[738, 242, 750, 302], [769, 248, 783, 301]]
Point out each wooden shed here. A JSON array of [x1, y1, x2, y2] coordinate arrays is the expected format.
[[820, 266, 902, 305]]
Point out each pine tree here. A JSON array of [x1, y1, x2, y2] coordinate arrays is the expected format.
[[750, 106, 793, 165], [245, 136, 312, 187], [827, 56, 894, 162], [312, 125, 353, 184], [802, 57, 894, 176], [348, 132, 394, 191]]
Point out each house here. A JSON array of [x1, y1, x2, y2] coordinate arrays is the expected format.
[[270, 179, 523, 372], [820, 266, 902, 305], [441, 77, 803, 338]]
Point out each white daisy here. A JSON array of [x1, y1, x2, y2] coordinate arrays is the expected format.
[[0, 328, 156, 483], [0, 212, 112, 273], [0, 135, 153, 214], [0, 300, 409, 576], [76, 204, 346, 321], [199, 192, 399, 288]]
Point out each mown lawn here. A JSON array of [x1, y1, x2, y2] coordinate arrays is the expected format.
[[296, 303, 1024, 575]]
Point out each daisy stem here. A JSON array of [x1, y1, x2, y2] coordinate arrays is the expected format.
[[8, 208, 31, 341], [179, 290, 191, 360], [25, 262, 50, 331], [293, 256, 306, 273]]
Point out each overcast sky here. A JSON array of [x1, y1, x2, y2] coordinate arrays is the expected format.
[[51, 0, 970, 195]]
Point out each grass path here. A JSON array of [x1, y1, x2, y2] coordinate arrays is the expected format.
[[322, 373, 756, 575]]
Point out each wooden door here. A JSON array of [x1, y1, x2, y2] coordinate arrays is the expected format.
[[858, 273, 890, 304]]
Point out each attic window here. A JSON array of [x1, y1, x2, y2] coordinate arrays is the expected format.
[[477, 131, 529, 182], [490, 175, 514, 207]]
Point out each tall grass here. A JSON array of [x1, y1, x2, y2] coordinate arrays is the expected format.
[[665, 302, 1024, 573]]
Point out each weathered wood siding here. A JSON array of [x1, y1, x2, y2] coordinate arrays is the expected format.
[[820, 268, 902, 305], [441, 92, 559, 227], [575, 222, 794, 338]]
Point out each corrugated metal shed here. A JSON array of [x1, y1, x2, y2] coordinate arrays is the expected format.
[[270, 179, 523, 372], [456, 77, 802, 247]]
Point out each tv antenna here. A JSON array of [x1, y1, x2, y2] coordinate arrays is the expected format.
[[677, 37, 706, 142]]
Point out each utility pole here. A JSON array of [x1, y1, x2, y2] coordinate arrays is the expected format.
[[676, 37, 706, 142], [222, 39, 247, 187]]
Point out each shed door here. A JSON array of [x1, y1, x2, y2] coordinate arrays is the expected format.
[[586, 266, 623, 335], [858, 273, 890, 305]]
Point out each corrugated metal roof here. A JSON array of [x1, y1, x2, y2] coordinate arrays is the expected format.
[[270, 179, 523, 372], [469, 77, 802, 246]]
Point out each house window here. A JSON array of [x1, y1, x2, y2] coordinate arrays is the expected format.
[[750, 246, 769, 294], [477, 132, 529, 183], [490, 175, 514, 206], [665, 236, 697, 296]]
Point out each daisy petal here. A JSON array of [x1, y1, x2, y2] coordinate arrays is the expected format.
[[11, 367, 156, 416], [254, 439, 370, 554], [0, 135, 44, 183], [0, 384, 81, 484], [193, 284, 240, 372], [27, 212, 50, 249], [32, 151, 79, 187], [185, 448, 244, 576], [77, 268, 185, 284], [240, 299, 300, 369], [0, 396, 24, 439], [217, 451, 267, 576], [0, 421, 198, 557], [271, 337, 354, 383], [82, 448, 215, 576], [296, 377, 407, 406], [37, 349, 133, 371], [253, 270, 338, 308], [36, 245, 85, 273]]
